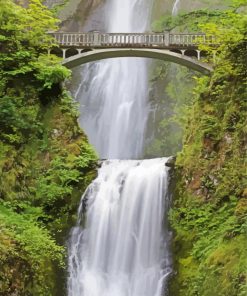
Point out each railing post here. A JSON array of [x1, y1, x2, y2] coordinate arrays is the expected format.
[[93, 31, 101, 47], [62, 49, 67, 59], [76, 49, 83, 55], [164, 31, 170, 46], [196, 50, 201, 60]]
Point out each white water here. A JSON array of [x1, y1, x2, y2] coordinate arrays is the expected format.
[[75, 0, 153, 159], [68, 159, 172, 296], [172, 0, 181, 16], [68, 0, 173, 294]]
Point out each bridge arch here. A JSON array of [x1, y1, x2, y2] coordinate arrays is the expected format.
[[61, 48, 213, 74]]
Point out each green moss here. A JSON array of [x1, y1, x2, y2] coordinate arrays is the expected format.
[[0, 206, 63, 295], [162, 2, 247, 295], [0, 0, 98, 294], [145, 63, 198, 157]]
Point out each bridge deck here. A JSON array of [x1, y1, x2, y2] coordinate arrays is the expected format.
[[51, 32, 216, 49], [49, 32, 215, 74]]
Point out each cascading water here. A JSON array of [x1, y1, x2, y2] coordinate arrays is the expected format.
[[172, 0, 181, 16], [68, 159, 172, 296], [68, 0, 173, 295], [75, 0, 153, 159]]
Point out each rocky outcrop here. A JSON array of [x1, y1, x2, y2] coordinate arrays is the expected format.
[[44, 0, 65, 8], [55, 0, 106, 31]]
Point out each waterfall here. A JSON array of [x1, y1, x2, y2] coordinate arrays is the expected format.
[[68, 159, 172, 296], [68, 0, 173, 294], [75, 0, 153, 159], [172, 0, 181, 16]]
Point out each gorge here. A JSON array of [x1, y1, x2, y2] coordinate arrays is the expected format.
[[68, 0, 173, 294], [0, 1, 246, 296]]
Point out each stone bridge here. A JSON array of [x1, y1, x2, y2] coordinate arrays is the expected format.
[[49, 32, 216, 74]]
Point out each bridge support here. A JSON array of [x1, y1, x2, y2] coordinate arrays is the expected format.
[[76, 49, 84, 55], [61, 48, 213, 74], [62, 49, 67, 59], [93, 32, 101, 46], [49, 32, 215, 74], [164, 31, 170, 46], [196, 50, 201, 61], [181, 50, 186, 56]]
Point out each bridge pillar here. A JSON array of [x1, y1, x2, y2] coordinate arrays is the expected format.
[[76, 49, 83, 55], [93, 32, 101, 47], [196, 50, 201, 60], [181, 50, 186, 56], [164, 31, 170, 46], [62, 49, 67, 59]]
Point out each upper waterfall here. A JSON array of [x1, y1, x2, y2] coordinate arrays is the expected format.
[[75, 0, 153, 159], [172, 0, 181, 16]]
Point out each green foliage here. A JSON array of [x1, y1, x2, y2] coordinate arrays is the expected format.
[[0, 0, 58, 49], [0, 205, 64, 264], [170, 190, 247, 296], [152, 10, 228, 32], [32, 55, 71, 89], [152, 2, 247, 65], [169, 2, 247, 295], [0, 1, 97, 294], [145, 64, 197, 157], [50, 0, 70, 15], [35, 141, 97, 207], [152, 0, 246, 33], [198, 10, 247, 63], [0, 205, 64, 295]]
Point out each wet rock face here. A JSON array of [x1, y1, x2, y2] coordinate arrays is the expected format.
[[53, 0, 106, 31], [152, 0, 230, 22], [44, 0, 63, 8], [165, 156, 176, 167]]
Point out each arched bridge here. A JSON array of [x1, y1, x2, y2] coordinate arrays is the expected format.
[[50, 32, 216, 74]]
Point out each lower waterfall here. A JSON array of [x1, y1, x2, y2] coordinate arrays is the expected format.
[[68, 158, 172, 296]]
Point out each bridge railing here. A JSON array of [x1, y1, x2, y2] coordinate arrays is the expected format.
[[170, 34, 216, 46], [50, 32, 216, 48]]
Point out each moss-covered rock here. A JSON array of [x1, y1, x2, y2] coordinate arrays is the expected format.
[[169, 4, 247, 295], [0, 1, 98, 294]]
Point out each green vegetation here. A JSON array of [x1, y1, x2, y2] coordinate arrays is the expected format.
[[152, 9, 227, 32], [1, 0, 246, 295], [0, 0, 97, 294], [50, 0, 70, 15], [152, 0, 245, 32], [164, 1, 247, 295], [148, 0, 247, 158], [145, 63, 197, 157]]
